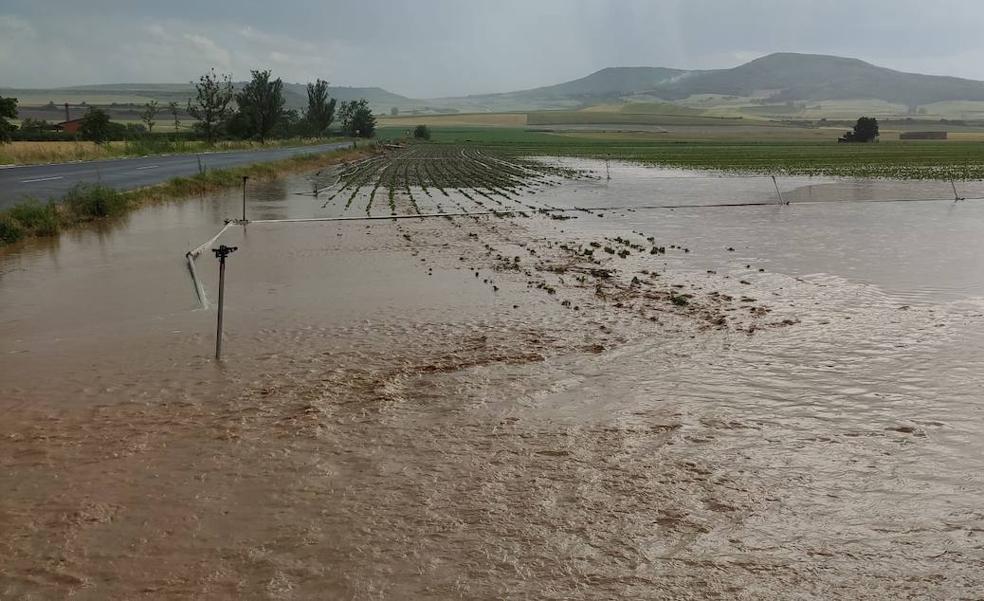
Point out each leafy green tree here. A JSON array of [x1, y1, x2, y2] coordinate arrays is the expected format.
[[390, 107, 399, 116], [413, 124, 431, 140], [80, 107, 112, 144], [839, 116, 879, 143], [273, 109, 304, 138], [167, 101, 181, 133], [305, 78, 337, 136], [187, 68, 235, 144], [339, 99, 376, 138], [0, 96, 17, 144], [235, 69, 286, 142], [140, 100, 160, 133], [19, 118, 52, 133]]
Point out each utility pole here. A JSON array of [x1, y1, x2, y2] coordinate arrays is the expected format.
[[212, 244, 238, 361], [241, 176, 249, 222]]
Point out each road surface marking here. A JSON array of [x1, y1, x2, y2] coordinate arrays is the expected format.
[[20, 176, 64, 183], [135, 165, 160, 170]]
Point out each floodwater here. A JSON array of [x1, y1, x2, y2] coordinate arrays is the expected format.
[[1, 161, 983, 599]]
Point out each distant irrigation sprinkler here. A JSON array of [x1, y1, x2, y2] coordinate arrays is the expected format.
[[771, 175, 788, 206], [951, 180, 965, 202], [211, 244, 238, 361], [605, 153, 611, 180], [241, 176, 249, 222]]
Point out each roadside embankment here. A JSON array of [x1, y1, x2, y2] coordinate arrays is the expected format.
[[0, 145, 377, 246]]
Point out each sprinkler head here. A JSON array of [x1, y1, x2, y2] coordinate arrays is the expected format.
[[212, 245, 238, 259]]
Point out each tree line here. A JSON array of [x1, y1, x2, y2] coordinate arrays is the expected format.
[[184, 68, 375, 143], [0, 68, 376, 145]]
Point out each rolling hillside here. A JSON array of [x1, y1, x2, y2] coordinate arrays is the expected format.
[[645, 53, 984, 107], [7, 53, 984, 116]]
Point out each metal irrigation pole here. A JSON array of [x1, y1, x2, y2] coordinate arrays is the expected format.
[[771, 175, 786, 206], [212, 244, 238, 360], [241, 176, 249, 222]]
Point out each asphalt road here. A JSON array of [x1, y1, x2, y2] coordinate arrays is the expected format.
[[0, 142, 351, 210]]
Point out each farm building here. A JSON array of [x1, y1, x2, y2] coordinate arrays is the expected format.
[[900, 131, 948, 140], [54, 119, 84, 134]]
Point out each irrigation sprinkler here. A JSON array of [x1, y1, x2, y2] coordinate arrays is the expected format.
[[211, 244, 238, 361], [605, 153, 611, 180], [771, 175, 787, 206], [241, 176, 249, 222], [951, 180, 965, 202]]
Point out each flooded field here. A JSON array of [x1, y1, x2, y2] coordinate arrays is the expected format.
[[2, 154, 983, 599]]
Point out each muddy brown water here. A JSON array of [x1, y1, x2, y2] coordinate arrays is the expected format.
[[1, 161, 983, 599]]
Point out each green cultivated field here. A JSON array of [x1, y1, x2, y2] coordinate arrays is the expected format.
[[378, 126, 984, 180], [527, 110, 747, 127]]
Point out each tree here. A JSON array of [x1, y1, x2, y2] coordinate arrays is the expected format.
[[167, 101, 181, 133], [80, 107, 112, 144], [140, 100, 160, 133], [390, 107, 399, 116], [235, 69, 286, 142], [273, 108, 303, 139], [187, 68, 234, 144], [413, 124, 431, 140], [19, 118, 52, 133], [0, 96, 17, 144], [305, 78, 336, 136], [839, 116, 879, 143], [338, 99, 376, 138]]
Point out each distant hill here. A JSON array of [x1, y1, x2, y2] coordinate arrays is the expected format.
[[425, 54, 984, 112], [2, 82, 417, 113], [428, 67, 689, 112], [645, 53, 984, 107], [281, 83, 414, 110], [505, 66, 687, 100], [8, 53, 984, 116]]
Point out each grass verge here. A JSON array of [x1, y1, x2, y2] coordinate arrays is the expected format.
[[0, 146, 375, 246]]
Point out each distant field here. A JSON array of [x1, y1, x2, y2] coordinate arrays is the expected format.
[[376, 112, 527, 127], [527, 111, 749, 127], [580, 102, 705, 116], [378, 125, 984, 180], [553, 125, 844, 141]]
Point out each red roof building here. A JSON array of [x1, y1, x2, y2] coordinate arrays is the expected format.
[[55, 119, 84, 134]]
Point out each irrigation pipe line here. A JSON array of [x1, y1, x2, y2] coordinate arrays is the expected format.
[[248, 211, 499, 224], [182, 192, 979, 309], [535, 195, 984, 212], [183, 211, 506, 308]]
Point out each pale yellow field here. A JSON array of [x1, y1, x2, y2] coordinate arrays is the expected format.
[[0, 138, 340, 165], [378, 113, 527, 127], [0, 141, 119, 164]]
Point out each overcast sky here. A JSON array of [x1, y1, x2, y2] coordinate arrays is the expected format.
[[2, 0, 983, 97]]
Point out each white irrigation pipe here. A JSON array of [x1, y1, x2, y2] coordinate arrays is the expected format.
[[183, 212, 501, 308], [249, 211, 498, 224], [539, 195, 984, 212], [184, 189, 980, 309], [185, 221, 235, 308]]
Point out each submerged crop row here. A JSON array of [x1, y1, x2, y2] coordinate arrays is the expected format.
[[319, 143, 590, 216]]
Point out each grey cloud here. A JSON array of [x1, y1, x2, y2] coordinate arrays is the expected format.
[[2, 0, 984, 97]]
